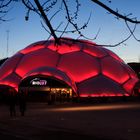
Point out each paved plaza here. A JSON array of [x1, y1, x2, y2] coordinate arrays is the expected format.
[[0, 101, 140, 140]]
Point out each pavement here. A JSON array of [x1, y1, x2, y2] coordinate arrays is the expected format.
[[0, 101, 140, 140]]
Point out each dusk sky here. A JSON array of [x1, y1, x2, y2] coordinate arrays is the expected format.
[[0, 0, 140, 63]]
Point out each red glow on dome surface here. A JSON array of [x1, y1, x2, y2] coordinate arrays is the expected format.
[[0, 38, 138, 97], [58, 52, 100, 82], [101, 57, 130, 84]]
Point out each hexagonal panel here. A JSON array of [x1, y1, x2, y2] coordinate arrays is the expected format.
[[101, 56, 129, 84], [83, 45, 107, 58], [123, 78, 139, 93], [48, 42, 81, 54], [103, 48, 124, 63], [58, 51, 100, 82], [77, 75, 126, 97], [16, 48, 59, 77], [0, 53, 23, 80], [0, 73, 21, 91], [122, 64, 137, 79], [19, 41, 47, 54]]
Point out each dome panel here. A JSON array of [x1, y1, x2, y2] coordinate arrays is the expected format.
[[123, 64, 137, 79], [103, 48, 124, 63], [123, 78, 138, 94], [78, 39, 96, 46], [48, 43, 81, 54], [0, 73, 21, 91], [101, 57, 129, 84], [15, 48, 59, 77], [58, 51, 100, 82], [0, 53, 23, 80], [77, 75, 127, 97], [19, 41, 48, 54], [83, 45, 107, 58]]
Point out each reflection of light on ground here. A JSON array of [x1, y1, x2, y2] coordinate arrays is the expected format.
[[52, 104, 140, 112]]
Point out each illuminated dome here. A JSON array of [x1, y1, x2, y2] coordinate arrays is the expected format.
[[0, 38, 138, 97]]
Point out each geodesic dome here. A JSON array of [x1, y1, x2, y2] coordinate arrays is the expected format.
[[0, 38, 138, 97]]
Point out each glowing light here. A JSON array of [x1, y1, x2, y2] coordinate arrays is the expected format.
[[80, 93, 129, 97], [123, 78, 139, 93], [48, 43, 81, 54], [51, 103, 140, 112], [31, 78, 47, 86], [101, 57, 129, 84], [20, 42, 46, 54], [83, 45, 107, 58], [58, 51, 100, 82]]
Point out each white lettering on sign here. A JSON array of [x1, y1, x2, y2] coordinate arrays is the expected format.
[[31, 78, 47, 86]]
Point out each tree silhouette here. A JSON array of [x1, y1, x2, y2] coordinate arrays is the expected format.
[[20, 0, 140, 46], [1, 0, 140, 46], [0, 0, 12, 23]]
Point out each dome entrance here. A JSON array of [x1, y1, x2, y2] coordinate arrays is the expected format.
[[19, 75, 73, 103]]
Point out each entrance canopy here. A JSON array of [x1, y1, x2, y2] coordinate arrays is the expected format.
[[22, 66, 77, 92]]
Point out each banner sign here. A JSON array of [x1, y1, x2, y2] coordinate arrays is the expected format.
[[30, 78, 47, 86]]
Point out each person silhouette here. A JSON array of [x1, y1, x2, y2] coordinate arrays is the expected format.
[[18, 89, 26, 116], [8, 88, 17, 117]]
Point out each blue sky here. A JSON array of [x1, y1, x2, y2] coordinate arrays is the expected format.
[[0, 0, 140, 63]]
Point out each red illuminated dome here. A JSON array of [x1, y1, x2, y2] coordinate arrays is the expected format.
[[0, 38, 138, 97]]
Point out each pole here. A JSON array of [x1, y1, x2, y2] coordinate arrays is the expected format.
[[6, 30, 9, 57]]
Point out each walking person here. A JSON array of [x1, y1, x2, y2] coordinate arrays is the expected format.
[[8, 88, 17, 117], [18, 89, 26, 116]]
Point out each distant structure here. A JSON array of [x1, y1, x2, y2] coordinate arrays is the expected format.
[[0, 58, 8, 66], [128, 62, 140, 78]]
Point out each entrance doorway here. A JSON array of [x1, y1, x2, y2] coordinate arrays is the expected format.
[[19, 76, 74, 103]]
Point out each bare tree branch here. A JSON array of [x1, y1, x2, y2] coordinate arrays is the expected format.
[[22, 0, 35, 11], [43, 0, 57, 12], [101, 23, 136, 47], [62, 0, 95, 40], [0, 0, 12, 22], [41, 21, 51, 34], [91, 0, 140, 24], [5, 0, 139, 48], [125, 21, 140, 42], [34, 0, 59, 44], [0, 0, 12, 8], [49, 9, 60, 21]]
